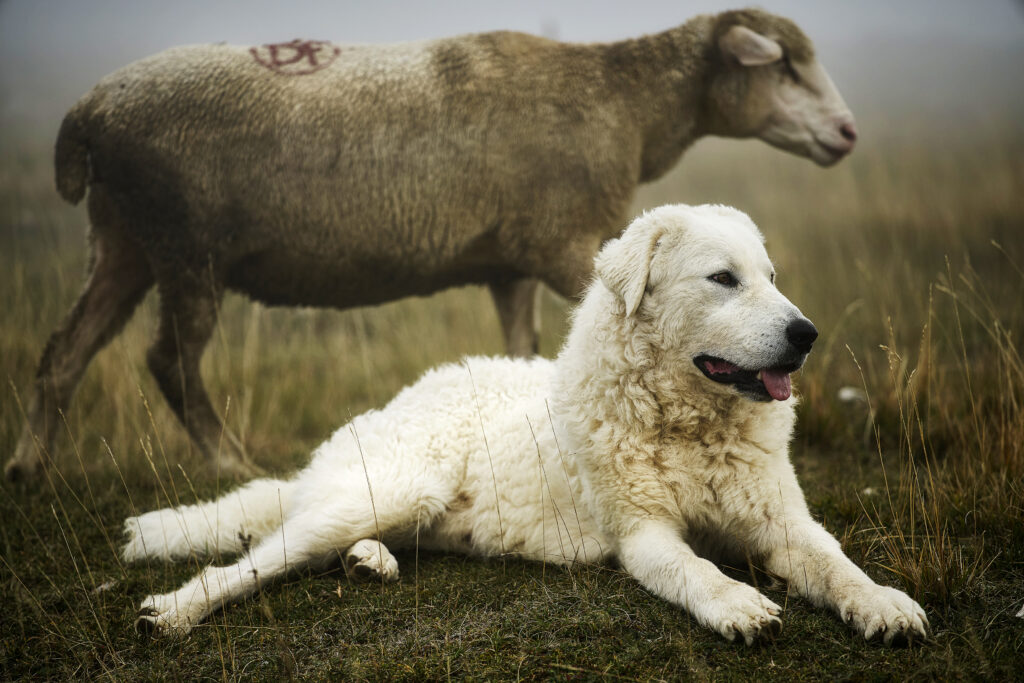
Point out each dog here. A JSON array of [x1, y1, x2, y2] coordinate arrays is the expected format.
[[122, 204, 928, 645]]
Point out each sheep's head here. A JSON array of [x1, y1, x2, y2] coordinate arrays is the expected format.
[[704, 10, 856, 166]]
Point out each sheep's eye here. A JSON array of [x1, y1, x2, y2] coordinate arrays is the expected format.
[[782, 56, 800, 83], [709, 271, 738, 287]]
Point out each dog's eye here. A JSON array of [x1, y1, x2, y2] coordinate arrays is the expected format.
[[770, 272, 776, 284], [709, 271, 738, 287]]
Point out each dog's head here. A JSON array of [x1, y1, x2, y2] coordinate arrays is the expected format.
[[595, 204, 816, 402]]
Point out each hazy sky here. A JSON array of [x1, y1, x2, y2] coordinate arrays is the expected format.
[[1, 0, 1022, 141], [2, 0, 1021, 51]]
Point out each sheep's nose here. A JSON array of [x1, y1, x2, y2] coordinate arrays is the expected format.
[[786, 318, 818, 354], [839, 120, 858, 143]]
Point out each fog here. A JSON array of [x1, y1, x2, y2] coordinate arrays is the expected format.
[[1, 0, 1022, 144]]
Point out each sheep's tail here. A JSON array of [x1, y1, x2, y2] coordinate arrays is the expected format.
[[54, 96, 95, 204], [121, 478, 296, 562]]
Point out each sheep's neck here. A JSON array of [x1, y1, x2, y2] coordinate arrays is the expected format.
[[598, 16, 714, 183]]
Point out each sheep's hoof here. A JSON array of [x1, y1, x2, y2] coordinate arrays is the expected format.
[[4, 456, 43, 483]]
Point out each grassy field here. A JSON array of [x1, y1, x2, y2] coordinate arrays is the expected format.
[[1, 124, 1023, 680]]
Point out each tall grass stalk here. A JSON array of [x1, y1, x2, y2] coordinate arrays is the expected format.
[[858, 253, 1022, 607]]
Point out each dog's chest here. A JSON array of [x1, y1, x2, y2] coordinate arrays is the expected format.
[[659, 440, 784, 535]]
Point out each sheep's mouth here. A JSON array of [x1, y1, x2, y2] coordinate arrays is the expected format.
[[812, 138, 852, 165], [693, 355, 800, 402]]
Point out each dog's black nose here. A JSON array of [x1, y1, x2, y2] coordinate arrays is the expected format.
[[786, 318, 818, 353]]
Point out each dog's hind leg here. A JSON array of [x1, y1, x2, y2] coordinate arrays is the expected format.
[[122, 478, 295, 562], [134, 464, 450, 636]]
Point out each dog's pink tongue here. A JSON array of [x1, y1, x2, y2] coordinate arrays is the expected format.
[[761, 369, 792, 401]]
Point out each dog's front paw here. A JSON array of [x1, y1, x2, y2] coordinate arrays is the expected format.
[[839, 585, 928, 645], [134, 593, 199, 638], [708, 582, 783, 646]]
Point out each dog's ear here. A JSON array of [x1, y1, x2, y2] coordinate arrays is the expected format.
[[595, 220, 665, 316]]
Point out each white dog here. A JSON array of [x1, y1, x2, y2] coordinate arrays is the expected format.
[[123, 204, 928, 645]]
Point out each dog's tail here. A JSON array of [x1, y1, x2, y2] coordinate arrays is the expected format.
[[121, 478, 296, 562]]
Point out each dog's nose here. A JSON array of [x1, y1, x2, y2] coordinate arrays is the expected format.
[[786, 318, 818, 353]]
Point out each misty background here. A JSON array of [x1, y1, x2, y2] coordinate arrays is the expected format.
[[1, 0, 1022, 148]]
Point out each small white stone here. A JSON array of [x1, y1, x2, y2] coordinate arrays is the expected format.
[[837, 386, 867, 403]]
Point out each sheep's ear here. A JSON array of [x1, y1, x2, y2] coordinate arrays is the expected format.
[[595, 222, 664, 317], [719, 25, 783, 66]]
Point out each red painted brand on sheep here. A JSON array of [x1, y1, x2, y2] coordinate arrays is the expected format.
[[250, 39, 340, 75]]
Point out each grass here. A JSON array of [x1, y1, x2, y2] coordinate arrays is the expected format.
[[2, 122, 1023, 680]]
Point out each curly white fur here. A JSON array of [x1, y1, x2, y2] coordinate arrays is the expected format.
[[124, 204, 927, 646]]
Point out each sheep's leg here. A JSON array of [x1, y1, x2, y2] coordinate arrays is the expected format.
[[147, 281, 260, 479], [534, 234, 602, 302], [489, 234, 600, 360], [7, 232, 153, 481], [489, 278, 540, 357]]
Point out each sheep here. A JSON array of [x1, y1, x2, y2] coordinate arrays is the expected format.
[[7, 8, 856, 481]]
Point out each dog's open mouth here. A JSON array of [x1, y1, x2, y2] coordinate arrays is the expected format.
[[693, 355, 799, 402]]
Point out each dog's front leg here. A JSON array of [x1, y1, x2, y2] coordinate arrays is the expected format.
[[617, 520, 781, 645], [760, 516, 929, 644]]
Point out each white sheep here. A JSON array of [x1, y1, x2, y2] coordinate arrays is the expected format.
[[8, 9, 856, 480]]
